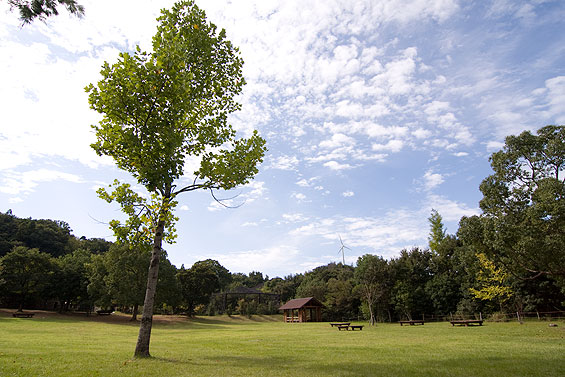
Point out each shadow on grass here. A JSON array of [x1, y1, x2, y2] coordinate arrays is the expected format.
[[0, 309, 283, 331], [198, 353, 565, 377]]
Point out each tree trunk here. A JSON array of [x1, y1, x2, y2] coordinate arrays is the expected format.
[[134, 189, 171, 358], [130, 303, 139, 321]]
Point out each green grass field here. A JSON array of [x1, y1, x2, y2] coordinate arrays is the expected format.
[[0, 310, 564, 377]]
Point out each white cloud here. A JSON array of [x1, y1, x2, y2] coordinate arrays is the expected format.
[[240, 181, 267, 203], [425, 194, 480, 222], [0, 169, 83, 196], [269, 155, 300, 171], [195, 244, 302, 276], [323, 161, 353, 170], [372, 139, 404, 153], [241, 222, 258, 227], [486, 140, 505, 152], [296, 177, 320, 188], [319, 133, 355, 149], [282, 213, 309, 222], [422, 170, 444, 191], [291, 192, 307, 202], [544, 76, 565, 123], [342, 191, 355, 197], [413, 128, 432, 139]]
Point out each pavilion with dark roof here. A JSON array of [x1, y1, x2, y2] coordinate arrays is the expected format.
[[279, 297, 324, 322]]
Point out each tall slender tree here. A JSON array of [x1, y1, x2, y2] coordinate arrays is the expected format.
[[428, 209, 446, 254], [355, 254, 389, 325], [86, 0, 266, 357]]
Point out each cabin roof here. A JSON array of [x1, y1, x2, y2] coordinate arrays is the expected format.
[[279, 297, 324, 310]]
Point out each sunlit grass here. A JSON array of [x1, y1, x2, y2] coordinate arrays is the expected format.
[[0, 311, 564, 376]]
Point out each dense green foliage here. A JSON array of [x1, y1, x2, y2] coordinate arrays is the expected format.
[[473, 125, 565, 282], [7, 0, 84, 24]]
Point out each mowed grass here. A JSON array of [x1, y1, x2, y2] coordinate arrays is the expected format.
[[0, 311, 564, 377]]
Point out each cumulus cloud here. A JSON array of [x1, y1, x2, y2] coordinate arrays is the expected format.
[[342, 191, 355, 197], [193, 245, 302, 276], [269, 155, 300, 171], [425, 194, 480, 221], [544, 76, 565, 123], [282, 213, 309, 222], [0, 169, 83, 196], [323, 161, 354, 170], [291, 192, 307, 202], [421, 170, 444, 191], [372, 139, 404, 153]]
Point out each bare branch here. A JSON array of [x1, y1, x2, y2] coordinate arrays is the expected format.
[[210, 189, 244, 209]]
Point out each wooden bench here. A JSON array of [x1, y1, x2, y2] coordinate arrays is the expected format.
[[399, 320, 424, 326], [450, 320, 483, 326], [13, 312, 34, 318], [330, 322, 350, 327], [349, 325, 364, 331], [96, 310, 113, 316], [337, 325, 364, 331]]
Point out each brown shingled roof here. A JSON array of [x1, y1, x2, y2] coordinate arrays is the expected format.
[[279, 297, 324, 310]]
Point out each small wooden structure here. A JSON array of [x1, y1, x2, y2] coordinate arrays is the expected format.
[[212, 286, 280, 314], [279, 297, 323, 323]]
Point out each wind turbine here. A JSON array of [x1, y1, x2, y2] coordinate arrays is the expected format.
[[337, 234, 351, 265]]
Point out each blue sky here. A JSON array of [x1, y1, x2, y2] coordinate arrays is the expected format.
[[1, 0, 564, 277]]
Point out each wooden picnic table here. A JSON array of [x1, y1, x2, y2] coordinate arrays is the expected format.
[[13, 312, 35, 318], [450, 320, 483, 326], [330, 322, 350, 327], [96, 309, 113, 316], [399, 320, 424, 326]]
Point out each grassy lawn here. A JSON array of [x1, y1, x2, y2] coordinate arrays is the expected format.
[[0, 311, 564, 377]]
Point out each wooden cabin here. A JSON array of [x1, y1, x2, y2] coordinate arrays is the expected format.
[[279, 297, 324, 322]]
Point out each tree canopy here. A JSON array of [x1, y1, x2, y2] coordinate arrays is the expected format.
[[7, 0, 84, 24], [477, 125, 565, 281]]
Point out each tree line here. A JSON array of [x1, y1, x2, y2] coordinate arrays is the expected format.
[[1, 203, 563, 323], [0, 211, 269, 318]]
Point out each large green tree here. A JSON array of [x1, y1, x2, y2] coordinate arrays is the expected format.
[[0, 246, 54, 311], [389, 248, 433, 320], [52, 248, 93, 312], [177, 259, 230, 315], [354, 254, 390, 325], [478, 125, 565, 283], [7, 0, 84, 24], [86, 0, 266, 357]]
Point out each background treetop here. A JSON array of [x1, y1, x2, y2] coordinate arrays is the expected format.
[[7, 0, 84, 24]]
